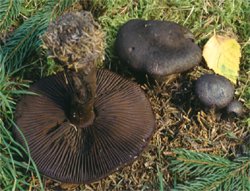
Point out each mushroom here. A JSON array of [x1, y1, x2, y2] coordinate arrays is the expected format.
[[14, 70, 155, 184], [115, 19, 202, 81], [14, 12, 155, 184], [226, 100, 244, 117], [236, 133, 250, 157], [195, 74, 234, 109]]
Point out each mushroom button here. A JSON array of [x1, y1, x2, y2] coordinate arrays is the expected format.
[[14, 12, 155, 184], [115, 19, 202, 81], [195, 74, 234, 109], [226, 100, 244, 117]]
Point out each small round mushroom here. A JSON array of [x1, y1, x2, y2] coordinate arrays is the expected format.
[[14, 11, 155, 184], [226, 100, 244, 117], [195, 74, 234, 109], [236, 133, 250, 157], [115, 19, 202, 81]]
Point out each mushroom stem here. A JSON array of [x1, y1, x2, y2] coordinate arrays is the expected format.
[[69, 66, 96, 127], [41, 11, 105, 128]]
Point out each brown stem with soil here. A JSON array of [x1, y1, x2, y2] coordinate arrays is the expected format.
[[68, 64, 96, 128]]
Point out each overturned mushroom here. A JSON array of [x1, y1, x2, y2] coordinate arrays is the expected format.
[[115, 19, 202, 81], [14, 11, 155, 184], [14, 70, 155, 184]]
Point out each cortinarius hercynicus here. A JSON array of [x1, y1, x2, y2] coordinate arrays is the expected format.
[[226, 100, 244, 117], [14, 11, 155, 184], [115, 19, 202, 81], [195, 74, 235, 109]]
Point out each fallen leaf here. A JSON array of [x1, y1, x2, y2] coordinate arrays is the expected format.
[[203, 34, 241, 84]]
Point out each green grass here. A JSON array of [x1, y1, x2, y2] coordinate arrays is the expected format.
[[0, 0, 249, 190], [0, 119, 44, 191], [0, 57, 43, 190]]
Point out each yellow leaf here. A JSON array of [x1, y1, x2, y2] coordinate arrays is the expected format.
[[203, 34, 241, 84]]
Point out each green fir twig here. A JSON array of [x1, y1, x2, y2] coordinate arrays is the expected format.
[[170, 149, 250, 191], [0, 0, 22, 31], [1, 0, 78, 73]]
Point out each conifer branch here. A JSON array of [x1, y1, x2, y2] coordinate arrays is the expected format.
[[44, 0, 79, 19], [2, 0, 78, 72], [0, 0, 22, 32], [170, 149, 250, 191], [2, 13, 49, 73]]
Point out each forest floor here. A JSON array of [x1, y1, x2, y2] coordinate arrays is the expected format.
[[0, 1, 249, 190]]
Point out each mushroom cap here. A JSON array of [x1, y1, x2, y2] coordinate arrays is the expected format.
[[195, 74, 234, 109], [115, 19, 202, 80], [14, 69, 155, 184], [226, 100, 244, 117]]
